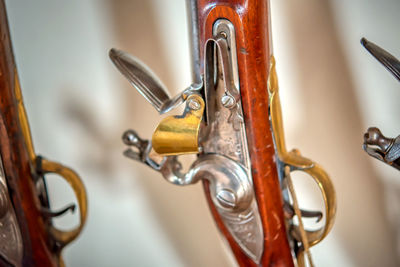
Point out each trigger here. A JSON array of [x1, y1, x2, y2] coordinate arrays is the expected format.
[[41, 204, 76, 219], [283, 201, 323, 223]]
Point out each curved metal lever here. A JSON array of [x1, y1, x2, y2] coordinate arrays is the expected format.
[[109, 48, 202, 114], [109, 48, 171, 112]]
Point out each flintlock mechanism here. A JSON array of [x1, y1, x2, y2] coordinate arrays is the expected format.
[[111, 2, 336, 266], [111, 20, 265, 261]]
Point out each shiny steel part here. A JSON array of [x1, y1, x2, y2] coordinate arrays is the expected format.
[[363, 127, 400, 170], [152, 94, 205, 155], [199, 19, 263, 262], [0, 157, 23, 267], [123, 130, 165, 170], [268, 56, 336, 265], [161, 154, 261, 261], [186, 0, 202, 84], [361, 38, 400, 82], [109, 48, 202, 114], [213, 19, 239, 89], [204, 26, 243, 131], [109, 48, 170, 112]]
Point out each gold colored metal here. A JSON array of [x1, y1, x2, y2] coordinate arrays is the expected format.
[[152, 94, 205, 155], [14, 74, 36, 162], [268, 57, 337, 263], [41, 159, 88, 248], [14, 72, 88, 261]]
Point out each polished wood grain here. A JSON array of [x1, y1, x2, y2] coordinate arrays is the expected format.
[[0, 2, 58, 266], [197, 1, 294, 266]]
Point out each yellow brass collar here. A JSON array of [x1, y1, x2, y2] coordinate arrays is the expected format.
[[152, 94, 205, 155]]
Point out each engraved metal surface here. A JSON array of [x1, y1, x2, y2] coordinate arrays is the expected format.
[[0, 156, 23, 267], [204, 26, 243, 131], [201, 19, 263, 262]]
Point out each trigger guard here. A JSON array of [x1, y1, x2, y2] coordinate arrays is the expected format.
[[287, 162, 336, 248], [39, 158, 88, 249]]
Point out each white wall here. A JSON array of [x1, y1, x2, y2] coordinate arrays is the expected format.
[[5, 1, 400, 266], [272, 1, 400, 266]]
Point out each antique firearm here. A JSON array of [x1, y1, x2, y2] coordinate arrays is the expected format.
[[361, 38, 400, 171], [111, 0, 336, 266], [0, 2, 87, 266]]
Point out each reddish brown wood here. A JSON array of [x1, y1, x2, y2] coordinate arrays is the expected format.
[[0, 2, 58, 266], [198, 1, 294, 266]]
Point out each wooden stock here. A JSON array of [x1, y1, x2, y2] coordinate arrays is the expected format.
[[197, 1, 294, 266], [0, 2, 58, 266]]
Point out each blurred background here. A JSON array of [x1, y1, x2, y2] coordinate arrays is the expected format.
[[5, 0, 400, 266]]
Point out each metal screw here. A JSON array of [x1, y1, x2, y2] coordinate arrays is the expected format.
[[221, 94, 236, 109], [220, 31, 228, 39], [188, 98, 201, 110], [216, 189, 236, 209]]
